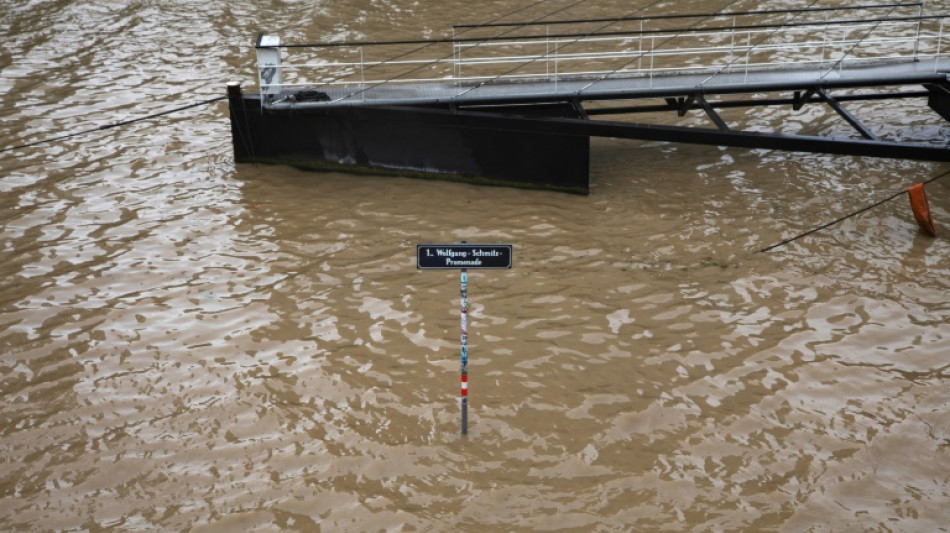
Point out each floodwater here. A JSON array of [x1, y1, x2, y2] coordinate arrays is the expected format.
[[2, 0, 950, 531]]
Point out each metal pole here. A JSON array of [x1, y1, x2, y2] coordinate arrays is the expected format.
[[914, 4, 923, 61], [460, 267, 469, 435], [822, 10, 829, 65], [840, 27, 847, 72], [821, 25, 828, 64], [937, 18, 946, 73], [729, 16, 736, 65], [745, 30, 751, 82], [638, 21, 643, 73], [650, 35, 655, 88], [546, 26, 550, 79]]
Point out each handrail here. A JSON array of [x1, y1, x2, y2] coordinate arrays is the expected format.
[[254, 5, 949, 106], [263, 14, 938, 49], [451, 2, 924, 29]]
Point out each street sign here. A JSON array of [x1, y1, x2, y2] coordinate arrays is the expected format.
[[416, 242, 513, 436], [417, 243, 513, 269]]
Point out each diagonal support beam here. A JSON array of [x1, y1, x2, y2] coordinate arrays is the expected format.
[[664, 96, 695, 116], [677, 95, 695, 117], [817, 87, 878, 141], [697, 94, 729, 131], [373, 105, 950, 163], [571, 98, 589, 120], [793, 88, 817, 110]]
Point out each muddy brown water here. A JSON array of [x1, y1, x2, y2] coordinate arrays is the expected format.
[[2, 1, 950, 531]]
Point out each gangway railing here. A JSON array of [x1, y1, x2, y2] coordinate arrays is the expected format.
[[254, 2, 949, 106]]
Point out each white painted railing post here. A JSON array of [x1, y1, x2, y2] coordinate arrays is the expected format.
[[821, 26, 828, 64], [744, 30, 751, 82], [914, 4, 923, 61], [729, 16, 736, 66], [936, 18, 946, 72], [650, 34, 655, 87], [546, 26, 550, 79], [453, 29, 459, 87], [838, 28, 848, 72], [638, 21, 643, 73], [360, 46, 365, 98]]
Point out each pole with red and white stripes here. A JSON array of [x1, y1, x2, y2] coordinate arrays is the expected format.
[[416, 242, 512, 436], [460, 267, 469, 436]]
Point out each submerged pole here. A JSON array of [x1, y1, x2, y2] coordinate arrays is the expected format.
[[460, 267, 469, 436], [416, 242, 512, 436]]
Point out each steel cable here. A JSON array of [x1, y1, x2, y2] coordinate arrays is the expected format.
[[451, 0, 696, 101], [1, 95, 226, 155], [759, 168, 950, 252], [576, 0, 825, 97], [333, 0, 597, 103]]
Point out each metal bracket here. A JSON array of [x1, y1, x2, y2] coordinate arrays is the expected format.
[[697, 94, 730, 132], [679, 95, 695, 117], [793, 88, 817, 111], [817, 87, 878, 140], [572, 98, 589, 120], [664, 95, 695, 116]]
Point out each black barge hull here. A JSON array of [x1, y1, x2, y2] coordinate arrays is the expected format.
[[228, 70, 950, 195], [227, 91, 591, 194]]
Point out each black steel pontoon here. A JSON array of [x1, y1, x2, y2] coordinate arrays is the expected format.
[[227, 3, 950, 193]]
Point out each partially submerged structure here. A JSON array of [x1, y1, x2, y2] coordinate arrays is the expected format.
[[227, 3, 950, 193]]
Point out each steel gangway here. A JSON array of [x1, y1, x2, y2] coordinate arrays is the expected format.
[[226, 2, 950, 193]]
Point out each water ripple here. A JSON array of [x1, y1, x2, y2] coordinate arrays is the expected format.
[[3, 0, 950, 531]]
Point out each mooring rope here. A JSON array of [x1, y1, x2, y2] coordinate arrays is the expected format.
[[758, 168, 950, 252], [1, 95, 226, 155]]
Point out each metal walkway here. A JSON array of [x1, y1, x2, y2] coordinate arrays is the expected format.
[[255, 2, 950, 107], [264, 59, 950, 108], [228, 2, 950, 193]]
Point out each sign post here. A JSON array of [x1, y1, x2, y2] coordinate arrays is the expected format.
[[460, 268, 468, 434], [417, 243, 513, 435]]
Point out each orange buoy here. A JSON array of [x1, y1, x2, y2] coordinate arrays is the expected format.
[[908, 183, 937, 237]]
